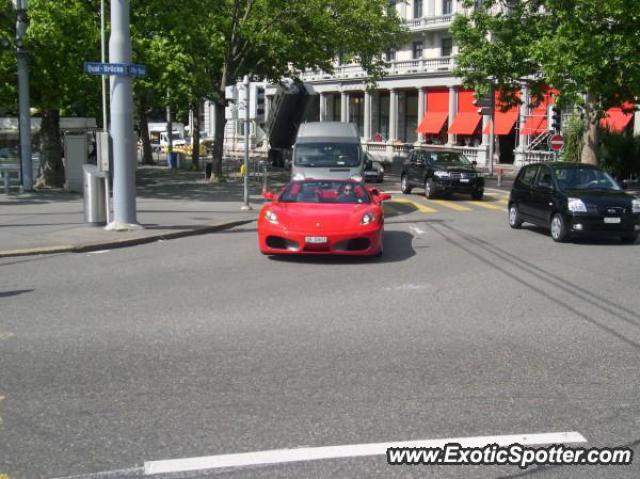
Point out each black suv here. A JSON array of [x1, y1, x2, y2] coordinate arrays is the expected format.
[[401, 149, 484, 199], [508, 162, 640, 243]]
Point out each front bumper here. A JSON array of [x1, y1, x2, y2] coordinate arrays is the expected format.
[[433, 176, 484, 193], [565, 212, 640, 235], [258, 223, 383, 256]]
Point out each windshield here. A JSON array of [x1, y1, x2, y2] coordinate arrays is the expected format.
[[279, 181, 371, 204], [553, 167, 621, 191], [432, 152, 471, 166], [294, 143, 360, 167]]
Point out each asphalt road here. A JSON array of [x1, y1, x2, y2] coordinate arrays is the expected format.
[[1, 178, 639, 479]]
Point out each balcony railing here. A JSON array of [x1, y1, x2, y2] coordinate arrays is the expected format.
[[405, 14, 453, 31], [301, 57, 455, 82]]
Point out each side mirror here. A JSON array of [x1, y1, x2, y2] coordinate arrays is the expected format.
[[538, 181, 553, 191], [472, 160, 478, 167], [378, 193, 392, 201], [368, 187, 380, 196], [262, 191, 275, 201]]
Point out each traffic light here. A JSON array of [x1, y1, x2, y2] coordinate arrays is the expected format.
[[550, 106, 561, 132], [473, 92, 494, 115], [250, 84, 266, 122]]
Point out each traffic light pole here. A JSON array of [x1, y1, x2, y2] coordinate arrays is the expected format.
[[15, 0, 32, 191], [241, 75, 252, 211]]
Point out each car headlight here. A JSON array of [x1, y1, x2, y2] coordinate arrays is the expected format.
[[265, 210, 279, 224], [292, 173, 305, 181], [379, 166, 384, 173], [567, 197, 587, 213], [632, 198, 640, 213], [361, 212, 376, 225], [433, 171, 450, 178]]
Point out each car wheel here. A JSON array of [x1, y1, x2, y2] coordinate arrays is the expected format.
[[508, 203, 523, 229], [620, 232, 638, 244], [550, 213, 568, 242], [400, 174, 412, 194], [471, 190, 484, 200], [424, 178, 437, 199]]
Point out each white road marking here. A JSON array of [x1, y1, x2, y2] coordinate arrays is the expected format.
[[383, 283, 433, 291], [86, 250, 111, 255], [144, 431, 587, 475], [409, 225, 425, 236]]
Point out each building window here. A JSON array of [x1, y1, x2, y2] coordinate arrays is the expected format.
[[443, 0, 452, 15], [412, 41, 423, 60], [414, 0, 423, 18], [474, 0, 484, 8], [386, 49, 396, 62], [441, 37, 453, 57]]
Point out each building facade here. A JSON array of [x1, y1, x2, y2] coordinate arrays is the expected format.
[[210, 0, 637, 169]]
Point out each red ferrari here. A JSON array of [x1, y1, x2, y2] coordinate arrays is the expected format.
[[258, 179, 391, 256]]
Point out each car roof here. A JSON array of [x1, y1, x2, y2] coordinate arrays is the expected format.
[[530, 162, 601, 169]]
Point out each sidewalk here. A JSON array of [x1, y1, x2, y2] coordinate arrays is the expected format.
[[0, 166, 288, 258]]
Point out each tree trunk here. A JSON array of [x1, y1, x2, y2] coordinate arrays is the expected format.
[[191, 105, 201, 169], [139, 101, 154, 165], [212, 95, 226, 178], [581, 97, 599, 165], [35, 109, 65, 188]]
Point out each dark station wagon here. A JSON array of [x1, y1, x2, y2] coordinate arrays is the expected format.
[[508, 162, 640, 242]]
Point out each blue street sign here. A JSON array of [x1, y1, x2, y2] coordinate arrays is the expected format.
[[84, 62, 128, 76], [84, 62, 147, 78], [128, 64, 147, 77]]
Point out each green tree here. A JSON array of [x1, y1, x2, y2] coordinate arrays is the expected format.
[[203, 0, 408, 178], [0, 0, 17, 115], [24, 0, 100, 187], [451, 0, 640, 165]]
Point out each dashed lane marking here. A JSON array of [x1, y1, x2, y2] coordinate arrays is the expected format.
[[428, 199, 473, 212], [143, 431, 587, 475], [390, 198, 437, 213], [0, 331, 14, 340]]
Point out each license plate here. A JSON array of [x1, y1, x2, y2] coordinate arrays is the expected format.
[[604, 217, 621, 224], [305, 236, 327, 244], [459, 178, 470, 183]]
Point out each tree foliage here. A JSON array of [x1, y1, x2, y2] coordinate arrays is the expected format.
[[451, 0, 640, 164]]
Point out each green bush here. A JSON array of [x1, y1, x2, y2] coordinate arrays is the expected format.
[[599, 131, 640, 179], [560, 114, 584, 163]]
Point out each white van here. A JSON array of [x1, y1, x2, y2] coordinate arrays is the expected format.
[[292, 122, 363, 181]]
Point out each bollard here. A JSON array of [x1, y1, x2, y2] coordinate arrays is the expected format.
[[497, 167, 503, 188]]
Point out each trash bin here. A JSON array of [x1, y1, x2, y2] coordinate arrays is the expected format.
[[83, 164, 107, 225]]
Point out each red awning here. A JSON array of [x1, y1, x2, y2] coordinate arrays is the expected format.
[[483, 109, 519, 135], [600, 107, 633, 132], [417, 112, 449, 134], [449, 112, 481, 134], [521, 110, 547, 135]]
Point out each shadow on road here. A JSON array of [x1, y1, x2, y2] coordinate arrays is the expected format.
[[267, 230, 416, 265], [0, 289, 34, 298]]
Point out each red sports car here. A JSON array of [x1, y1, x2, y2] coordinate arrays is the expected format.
[[258, 179, 391, 256]]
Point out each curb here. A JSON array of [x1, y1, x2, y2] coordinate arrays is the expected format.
[[0, 218, 256, 259]]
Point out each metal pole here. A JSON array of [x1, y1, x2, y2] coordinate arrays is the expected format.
[[16, 0, 32, 191], [100, 0, 111, 224], [100, 0, 107, 132], [241, 75, 252, 210], [107, 0, 138, 228], [488, 87, 495, 177]]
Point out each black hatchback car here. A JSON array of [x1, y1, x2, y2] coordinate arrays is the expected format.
[[508, 162, 640, 242], [401, 149, 484, 199]]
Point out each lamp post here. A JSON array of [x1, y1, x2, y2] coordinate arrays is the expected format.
[[14, 0, 32, 191]]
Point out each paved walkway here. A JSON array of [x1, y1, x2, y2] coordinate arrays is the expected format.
[[0, 166, 288, 257]]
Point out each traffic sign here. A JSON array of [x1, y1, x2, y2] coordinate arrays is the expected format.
[[128, 64, 147, 77], [550, 133, 564, 151], [83, 62, 147, 78]]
